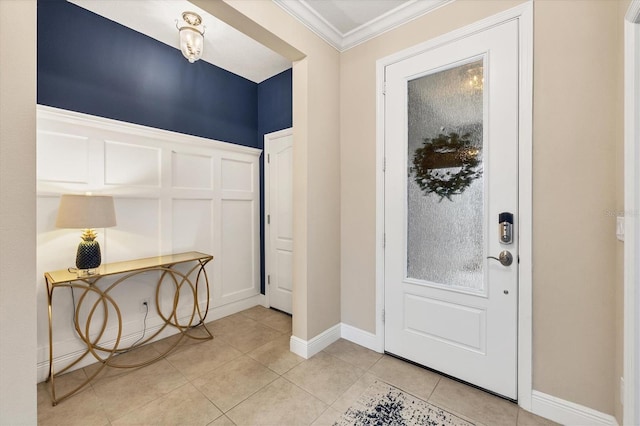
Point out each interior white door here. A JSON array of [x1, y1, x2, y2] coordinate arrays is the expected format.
[[384, 20, 519, 399], [265, 129, 293, 314]]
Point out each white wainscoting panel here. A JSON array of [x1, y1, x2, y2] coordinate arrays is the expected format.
[[220, 199, 259, 302], [107, 197, 161, 261], [172, 199, 214, 254], [37, 131, 90, 184], [36, 105, 262, 381], [171, 151, 213, 189], [221, 158, 253, 192], [104, 140, 161, 187]]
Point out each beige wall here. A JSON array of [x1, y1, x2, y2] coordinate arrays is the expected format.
[[340, 0, 625, 417], [0, 0, 38, 423], [533, 0, 621, 414], [193, 0, 342, 340]]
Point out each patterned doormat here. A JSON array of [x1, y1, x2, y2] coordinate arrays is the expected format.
[[334, 381, 474, 426]]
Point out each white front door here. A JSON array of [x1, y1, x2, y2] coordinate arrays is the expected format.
[[384, 20, 519, 399], [265, 128, 293, 314]]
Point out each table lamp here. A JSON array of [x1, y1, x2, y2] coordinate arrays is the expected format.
[[55, 194, 117, 274]]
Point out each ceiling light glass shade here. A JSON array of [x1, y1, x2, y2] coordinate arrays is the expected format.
[[179, 27, 204, 63], [177, 12, 205, 63]]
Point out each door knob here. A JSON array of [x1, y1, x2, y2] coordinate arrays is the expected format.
[[487, 250, 513, 266]]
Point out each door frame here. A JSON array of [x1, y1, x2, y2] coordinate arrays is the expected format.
[[374, 2, 533, 408], [264, 127, 294, 311], [624, 1, 640, 424]]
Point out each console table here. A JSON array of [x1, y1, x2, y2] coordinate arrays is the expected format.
[[44, 251, 214, 405]]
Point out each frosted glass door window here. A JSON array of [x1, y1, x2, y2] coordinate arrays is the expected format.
[[407, 59, 484, 290]]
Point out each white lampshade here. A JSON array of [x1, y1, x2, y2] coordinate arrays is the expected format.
[[55, 194, 117, 229]]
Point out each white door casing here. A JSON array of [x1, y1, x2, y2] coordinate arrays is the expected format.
[[624, 1, 640, 424], [265, 128, 294, 314]]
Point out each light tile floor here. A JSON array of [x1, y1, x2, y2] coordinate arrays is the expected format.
[[38, 306, 557, 426]]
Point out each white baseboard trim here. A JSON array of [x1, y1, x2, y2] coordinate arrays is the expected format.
[[340, 322, 382, 353], [290, 323, 341, 359], [207, 294, 267, 322], [37, 321, 169, 383], [531, 390, 618, 426], [37, 294, 266, 383]]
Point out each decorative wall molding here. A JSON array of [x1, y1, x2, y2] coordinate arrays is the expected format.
[[36, 105, 262, 380], [531, 391, 618, 426], [290, 324, 341, 359], [627, 0, 640, 23], [37, 106, 260, 156]]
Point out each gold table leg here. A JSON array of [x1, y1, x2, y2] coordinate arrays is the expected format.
[[46, 257, 213, 405]]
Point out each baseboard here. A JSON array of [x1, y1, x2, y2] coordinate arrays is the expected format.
[[207, 294, 267, 322], [289, 322, 381, 359], [37, 294, 266, 383], [290, 323, 341, 359], [531, 390, 618, 426], [340, 322, 383, 352], [37, 320, 169, 383]]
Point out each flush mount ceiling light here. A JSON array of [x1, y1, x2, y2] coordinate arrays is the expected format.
[[176, 11, 205, 63]]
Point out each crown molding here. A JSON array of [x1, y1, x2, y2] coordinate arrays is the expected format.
[[273, 0, 453, 52], [627, 0, 640, 23], [274, 0, 343, 50], [341, 0, 453, 50]]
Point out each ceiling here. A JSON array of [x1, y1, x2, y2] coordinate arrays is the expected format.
[[274, 0, 452, 51], [70, 0, 451, 83], [70, 0, 292, 83]]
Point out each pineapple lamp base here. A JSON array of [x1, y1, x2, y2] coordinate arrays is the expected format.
[[75, 232, 102, 274]]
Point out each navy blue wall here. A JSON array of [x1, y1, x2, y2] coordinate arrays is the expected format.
[[38, 0, 292, 295], [256, 69, 293, 295], [38, 0, 259, 148], [258, 69, 293, 137]]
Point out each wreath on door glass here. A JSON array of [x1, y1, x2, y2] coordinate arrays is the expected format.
[[411, 132, 483, 202]]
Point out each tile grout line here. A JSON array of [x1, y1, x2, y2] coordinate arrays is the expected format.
[[40, 308, 542, 426]]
